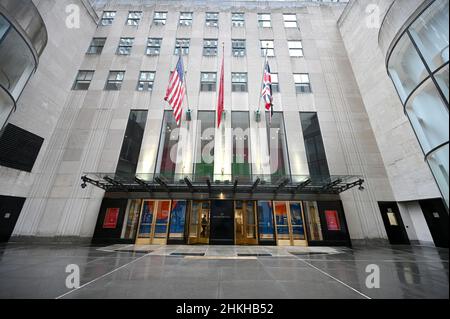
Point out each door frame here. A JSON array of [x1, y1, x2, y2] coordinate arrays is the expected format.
[[273, 201, 308, 246], [234, 200, 259, 245], [188, 200, 210, 244], [135, 200, 172, 245], [378, 201, 410, 245]]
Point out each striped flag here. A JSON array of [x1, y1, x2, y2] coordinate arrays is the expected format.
[[261, 61, 274, 120], [165, 57, 186, 126]]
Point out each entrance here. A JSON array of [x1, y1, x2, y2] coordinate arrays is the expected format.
[[135, 200, 171, 245], [188, 201, 210, 244], [273, 201, 307, 246], [0, 195, 25, 243], [210, 200, 234, 245], [234, 200, 258, 245], [378, 202, 410, 245], [420, 198, 449, 248]]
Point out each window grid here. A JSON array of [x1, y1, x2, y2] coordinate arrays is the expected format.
[[179, 12, 193, 26], [146, 38, 162, 55], [137, 71, 156, 91], [175, 38, 190, 55], [100, 11, 116, 26], [200, 72, 217, 92], [117, 38, 134, 55], [271, 73, 280, 93], [73, 70, 94, 90], [153, 11, 167, 25], [232, 12, 245, 27], [288, 41, 304, 57], [283, 14, 298, 28], [203, 39, 218, 56], [126, 11, 143, 26], [87, 38, 106, 54], [261, 40, 275, 57], [205, 12, 219, 27], [258, 13, 271, 28], [294, 73, 312, 94], [105, 71, 125, 91], [232, 39, 246, 57], [232, 73, 248, 92]]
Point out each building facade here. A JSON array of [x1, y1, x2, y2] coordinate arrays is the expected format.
[[0, 0, 447, 247]]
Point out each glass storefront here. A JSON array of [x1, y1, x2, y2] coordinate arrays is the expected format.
[[387, 0, 449, 208]]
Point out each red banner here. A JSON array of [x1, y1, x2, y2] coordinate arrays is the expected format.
[[325, 210, 341, 231], [103, 208, 119, 229]]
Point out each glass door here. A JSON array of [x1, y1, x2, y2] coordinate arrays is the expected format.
[[188, 201, 210, 244], [235, 201, 258, 245], [273, 201, 307, 246], [135, 200, 171, 245]]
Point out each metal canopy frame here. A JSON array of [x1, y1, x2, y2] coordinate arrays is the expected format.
[[81, 173, 364, 196]]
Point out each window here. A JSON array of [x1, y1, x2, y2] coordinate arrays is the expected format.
[[73, 70, 94, 90], [155, 111, 179, 180], [271, 73, 279, 93], [232, 12, 245, 27], [175, 38, 190, 55], [232, 112, 251, 178], [203, 39, 218, 56], [116, 110, 148, 176], [205, 12, 219, 27], [232, 39, 246, 57], [126, 11, 142, 26], [258, 13, 271, 28], [87, 38, 106, 54], [294, 73, 312, 93], [266, 112, 290, 177], [117, 37, 134, 55], [194, 111, 216, 179], [200, 72, 217, 92], [137, 71, 155, 91], [153, 11, 167, 25], [232, 73, 248, 92], [289, 41, 304, 57], [146, 38, 162, 55], [100, 11, 116, 26], [261, 40, 275, 57], [179, 12, 193, 26], [300, 112, 330, 178], [105, 71, 125, 90], [283, 14, 298, 28]]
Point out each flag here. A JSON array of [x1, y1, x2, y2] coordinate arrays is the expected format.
[[261, 61, 274, 121], [165, 57, 186, 126], [217, 48, 225, 128]]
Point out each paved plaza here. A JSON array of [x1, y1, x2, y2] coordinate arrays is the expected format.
[[0, 243, 447, 299]]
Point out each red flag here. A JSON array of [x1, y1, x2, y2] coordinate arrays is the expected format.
[[217, 50, 224, 128]]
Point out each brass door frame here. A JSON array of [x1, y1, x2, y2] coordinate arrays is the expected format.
[[234, 201, 258, 245], [274, 201, 308, 246], [188, 200, 210, 244], [135, 200, 171, 245]]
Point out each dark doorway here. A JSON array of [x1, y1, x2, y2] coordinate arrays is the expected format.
[[419, 198, 448, 248], [378, 202, 410, 245], [92, 198, 129, 244], [0, 195, 26, 243], [210, 200, 234, 245]]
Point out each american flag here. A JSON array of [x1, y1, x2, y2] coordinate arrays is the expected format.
[[165, 57, 186, 126], [261, 61, 274, 119]]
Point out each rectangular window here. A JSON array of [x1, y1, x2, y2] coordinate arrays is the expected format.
[[294, 73, 311, 93], [200, 72, 217, 92], [153, 11, 167, 25], [203, 39, 218, 56], [194, 111, 215, 180], [146, 38, 162, 55], [179, 12, 193, 26], [175, 38, 190, 55], [205, 12, 219, 27], [232, 112, 251, 178], [72, 70, 94, 90], [155, 110, 179, 181], [261, 40, 275, 57], [271, 73, 279, 93], [257, 201, 276, 243], [116, 110, 148, 176], [266, 112, 290, 178], [289, 41, 304, 57], [121, 199, 142, 240], [232, 73, 248, 92], [0, 124, 44, 172], [303, 201, 323, 241], [232, 39, 246, 57], [126, 11, 142, 26], [105, 71, 125, 90], [283, 14, 298, 28], [137, 71, 155, 91], [300, 112, 330, 177], [100, 11, 116, 26], [117, 37, 134, 55], [87, 37, 106, 54], [232, 12, 245, 27], [258, 13, 271, 28]]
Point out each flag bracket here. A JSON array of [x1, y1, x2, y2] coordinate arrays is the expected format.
[[255, 110, 261, 123], [186, 109, 192, 121]]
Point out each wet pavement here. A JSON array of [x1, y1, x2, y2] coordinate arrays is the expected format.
[[0, 243, 447, 299]]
